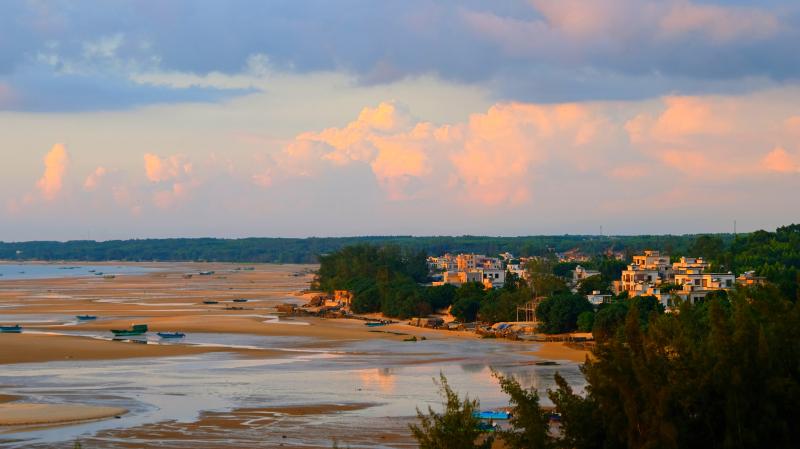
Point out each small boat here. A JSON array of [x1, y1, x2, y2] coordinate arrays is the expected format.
[[111, 324, 148, 336], [157, 332, 186, 339], [365, 321, 388, 327], [0, 325, 22, 333], [225, 306, 245, 310], [198, 271, 215, 276], [76, 315, 97, 320], [473, 411, 511, 420], [103, 274, 116, 279], [202, 300, 219, 305], [232, 298, 248, 303]]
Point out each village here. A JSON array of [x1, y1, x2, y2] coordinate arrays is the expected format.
[[291, 249, 767, 343]]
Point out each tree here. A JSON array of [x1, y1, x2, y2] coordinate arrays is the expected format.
[[536, 294, 593, 334], [577, 311, 595, 332], [529, 273, 569, 298], [689, 234, 725, 262], [577, 275, 609, 295], [409, 374, 493, 449], [548, 373, 608, 449], [495, 373, 553, 449], [451, 282, 486, 322]]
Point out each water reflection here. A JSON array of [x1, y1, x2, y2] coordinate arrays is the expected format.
[[0, 334, 586, 448]]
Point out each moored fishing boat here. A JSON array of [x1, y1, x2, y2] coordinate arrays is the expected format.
[[473, 410, 511, 420], [157, 332, 186, 339], [111, 324, 148, 336], [76, 315, 97, 320], [0, 324, 22, 333]]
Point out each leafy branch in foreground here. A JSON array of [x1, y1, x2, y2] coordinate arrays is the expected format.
[[409, 373, 493, 449]]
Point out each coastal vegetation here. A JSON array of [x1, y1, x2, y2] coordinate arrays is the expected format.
[[0, 234, 719, 263], [314, 244, 533, 321], [414, 285, 800, 448]]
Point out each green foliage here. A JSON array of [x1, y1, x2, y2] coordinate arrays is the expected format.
[[495, 373, 553, 449], [451, 283, 485, 322], [726, 225, 800, 300], [591, 295, 663, 341], [529, 273, 570, 298], [0, 233, 715, 263], [577, 275, 609, 295], [553, 262, 581, 278], [316, 245, 430, 319], [424, 284, 458, 311], [580, 286, 800, 449], [690, 234, 726, 262], [548, 372, 608, 449], [412, 283, 800, 449], [478, 286, 534, 323], [577, 311, 595, 332], [536, 294, 593, 334], [409, 374, 493, 449], [596, 257, 629, 283]]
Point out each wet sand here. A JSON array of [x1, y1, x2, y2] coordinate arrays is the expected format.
[[0, 403, 127, 427], [72, 403, 416, 449], [526, 342, 591, 363], [0, 333, 275, 365]]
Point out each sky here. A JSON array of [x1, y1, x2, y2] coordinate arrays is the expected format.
[[1, 0, 799, 241]]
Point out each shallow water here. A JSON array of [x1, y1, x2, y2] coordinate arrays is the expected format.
[[0, 333, 584, 448], [0, 264, 158, 281]]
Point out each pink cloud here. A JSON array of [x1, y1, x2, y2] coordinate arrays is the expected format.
[[83, 166, 108, 191], [466, 0, 779, 59], [152, 181, 194, 210], [279, 101, 609, 206], [143, 153, 193, 182], [36, 144, 70, 200], [762, 147, 800, 174]]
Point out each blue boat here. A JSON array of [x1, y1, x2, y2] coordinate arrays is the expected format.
[[0, 325, 22, 333], [365, 322, 387, 327], [76, 315, 97, 320], [473, 410, 511, 420], [157, 332, 186, 339]]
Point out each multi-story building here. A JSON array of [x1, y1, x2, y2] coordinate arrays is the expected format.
[[430, 253, 506, 289], [480, 268, 506, 289], [632, 250, 673, 280], [616, 251, 736, 308], [428, 254, 457, 272]]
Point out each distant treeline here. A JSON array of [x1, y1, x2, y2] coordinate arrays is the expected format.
[[0, 234, 732, 263]]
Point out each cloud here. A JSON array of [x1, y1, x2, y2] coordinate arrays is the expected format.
[[83, 166, 108, 191], [36, 143, 69, 200], [762, 147, 800, 173], [278, 101, 612, 205], [1, 1, 799, 113], [144, 153, 192, 182]]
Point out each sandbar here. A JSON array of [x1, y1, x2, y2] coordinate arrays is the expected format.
[[0, 403, 127, 427]]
